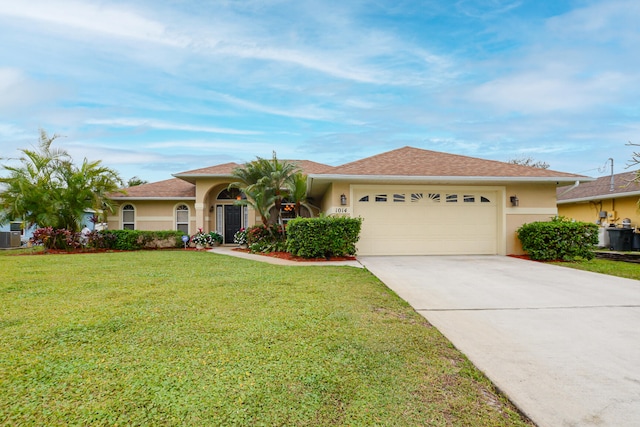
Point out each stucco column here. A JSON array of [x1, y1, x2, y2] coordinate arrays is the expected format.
[[194, 202, 205, 232]]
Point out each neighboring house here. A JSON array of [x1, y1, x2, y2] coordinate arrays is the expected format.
[[0, 218, 36, 246], [557, 170, 640, 227], [107, 146, 588, 255]]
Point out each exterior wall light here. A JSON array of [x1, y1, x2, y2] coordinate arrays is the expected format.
[[510, 196, 519, 207], [340, 194, 347, 206]]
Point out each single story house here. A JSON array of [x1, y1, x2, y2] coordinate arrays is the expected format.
[[557, 170, 640, 227], [108, 146, 588, 256]]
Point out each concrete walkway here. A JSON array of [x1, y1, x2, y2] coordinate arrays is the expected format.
[[358, 255, 640, 427], [208, 245, 363, 267]]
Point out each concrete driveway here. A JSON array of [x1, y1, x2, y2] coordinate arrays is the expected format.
[[358, 255, 640, 427]]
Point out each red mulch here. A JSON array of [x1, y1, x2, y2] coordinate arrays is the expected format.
[[232, 248, 356, 262], [507, 254, 567, 263], [16, 247, 200, 255], [16, 246, 354, 262]]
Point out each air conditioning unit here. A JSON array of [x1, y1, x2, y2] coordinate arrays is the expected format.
[[0, 231, 21, 248]]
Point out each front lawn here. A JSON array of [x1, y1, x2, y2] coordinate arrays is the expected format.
[[551, 258, 640, 280], [0, 251, 530, 426]]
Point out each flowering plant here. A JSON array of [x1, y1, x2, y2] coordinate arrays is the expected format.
[[191, 228, 211, 246], [233, 228, 247, 245], [208, 231, 223, 245]]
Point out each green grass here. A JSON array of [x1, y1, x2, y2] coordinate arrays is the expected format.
[[551, 258, 640, 280], [0, 250, 530, 426]]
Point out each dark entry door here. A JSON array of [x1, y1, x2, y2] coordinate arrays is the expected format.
[[224, 205, 242, 244]]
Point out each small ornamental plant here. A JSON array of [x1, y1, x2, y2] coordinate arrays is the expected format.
[[207, 231, 223, 245], [190, 228, 210, 246], [233, 228, 247, 246]]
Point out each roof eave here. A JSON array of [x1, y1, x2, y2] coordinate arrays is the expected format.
[[308, 174, 591, 184], [172, 173, 235, 184], [558, 190, 640, 204], [109, 196, 196, 201]]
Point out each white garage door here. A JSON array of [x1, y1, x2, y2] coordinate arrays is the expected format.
[[353, 187, 499, 255]]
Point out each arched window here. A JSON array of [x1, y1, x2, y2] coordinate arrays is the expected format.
[[176, 205, 189, 234], [217, 188, 242, 200], [122, 204, 135, 230]]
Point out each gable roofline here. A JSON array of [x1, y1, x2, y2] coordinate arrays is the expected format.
[[309, 174, 590, 184], [109, 196, 196, 201], [557, 190, 640, 204], [556, 170, 640, 203]]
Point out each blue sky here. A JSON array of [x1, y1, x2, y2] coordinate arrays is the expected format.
[[1, 0, 639, 183]]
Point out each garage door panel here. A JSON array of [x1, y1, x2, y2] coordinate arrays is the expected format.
[[354, 187, 498, 256]]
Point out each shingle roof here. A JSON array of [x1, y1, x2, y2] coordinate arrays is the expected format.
[[175, 160, 332, 176], [290, 160, 334, 174], [557, 171, 640, 202], [112, 178, 195, 199], [322, 146, 584, 178], [112, 147, 591, 200], [175, 162, 241, 176]]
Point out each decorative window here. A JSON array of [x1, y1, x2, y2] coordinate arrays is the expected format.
[[481, 196, 491, 203], [446, 194, 458, 203], [217, 188, 241, 200], [411, 193, 423, 202], [216, 206, 223, 233], [375, 194, 387, 202], [122, 204, 135, 230], [463, 195, 475, 203], [176, 205, 189, 234], [428, 193, 440, 202], [393, 194, 405, 202], [359, 195, 369, 202]]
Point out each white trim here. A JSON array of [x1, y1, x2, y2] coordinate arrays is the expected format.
[[110, 197, 195, 201], [558, 190, 640, 204], [121, 203, 136, 230], [175, 204, 190, 234], [310, 174, 590, 184]]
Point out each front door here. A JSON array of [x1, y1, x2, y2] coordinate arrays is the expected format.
[[224, 205, 242, 244]]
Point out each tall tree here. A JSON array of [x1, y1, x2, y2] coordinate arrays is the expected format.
[[229, 152, 300, 225], [0, 130, 123, 231], [127, 176, 148, 187], [507, 156, 550, 169]]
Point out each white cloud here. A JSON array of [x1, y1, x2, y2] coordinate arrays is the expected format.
[[85, 118, 262, 135], [0, 1, 187, 47], [207, 91, 336, 121], [0, 67, 65, 114], [469, 71, 629, 113]]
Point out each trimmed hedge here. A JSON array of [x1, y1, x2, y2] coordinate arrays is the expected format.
[[286, 216, 362, 259], [97, 229, 185, 250], [516, 217, 598, 261]]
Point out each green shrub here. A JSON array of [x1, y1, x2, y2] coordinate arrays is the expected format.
[[286, 216, 362, 258], [246, 224, 286, 253], [98, 230, 184, 250], [516, 217, 598, 261]]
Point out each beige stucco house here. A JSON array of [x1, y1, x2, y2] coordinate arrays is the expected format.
[[557, 170, 640, 227], [108, 146, 588, 256]]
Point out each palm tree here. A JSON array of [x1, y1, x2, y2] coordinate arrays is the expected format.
[[286, 172, 308, 217], [229, 152, 300, 225], [240, 185, 276, 225], [0, 130, 123, 231], [258, 153, 299, 224]]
